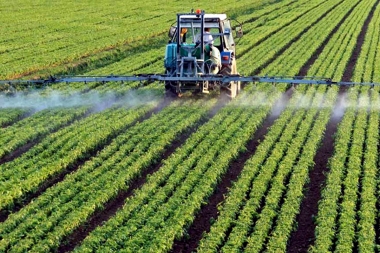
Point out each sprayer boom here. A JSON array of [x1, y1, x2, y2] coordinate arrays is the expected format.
[[1, 74, 379, 89]]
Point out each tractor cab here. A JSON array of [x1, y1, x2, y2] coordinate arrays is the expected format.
[[164, 10, 243, 97]]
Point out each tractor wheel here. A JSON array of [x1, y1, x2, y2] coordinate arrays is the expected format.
[[165, 81, 175, 96], [165, 81, 183, 98], [220, 58, 240, 99], [229, 80, 241, 98]]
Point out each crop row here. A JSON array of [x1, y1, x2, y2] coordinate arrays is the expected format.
[[0, 107, 88, 160], [0, 98, 216, 252], [197, 84, 315, 251], [92, 63, 165, 95], [49, 46, 164, 93], [0, 0, 271, 79], [334, 87, 369, 252], [260, 85, 337, 252], [269, 0, 380, 249], [71, 83, 286, 252], [0, 108, 28, 127], [363, 4, 380, 252], [49, 53, 164, 95], [0, 102, 156, 213], [196, 0, 377, 251], [310, 87, 366, 252], [308, 0, 377, 79], [50, 0, 331, 95], [352, 1, 380, 83], [239, 0, 326, 51], [356, 87, 379, 252], [229, 0, 299, 23], [197, 82, 337, 252], [185, 0, 370, 250], [310, 1, 380, 251], [232, 0, 372, 247], [238, 0, 352, 75], [310, 0, 380, 250], [244, 87, 335, 253], [262, 0, 361, 76], [0, 1, 168, 78]]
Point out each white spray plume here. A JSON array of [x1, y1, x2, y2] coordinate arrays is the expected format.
[[0, 89, 161, 112], [331, 92, 348, 120]]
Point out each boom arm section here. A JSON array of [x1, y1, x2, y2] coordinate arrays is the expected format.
[[1, 74, 379, 88]]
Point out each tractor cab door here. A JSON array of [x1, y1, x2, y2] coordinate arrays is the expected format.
[[222, 20, 236, 53]]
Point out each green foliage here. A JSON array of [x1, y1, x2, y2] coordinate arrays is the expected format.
[[0, 107, 88, 159], [0, 99, 215, 252], [1, 0, 380, 252], [0, 108, 28, 127]]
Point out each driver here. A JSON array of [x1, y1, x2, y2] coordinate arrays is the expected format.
[[196, 27, 214, 44], [180, 28, 187, 43]]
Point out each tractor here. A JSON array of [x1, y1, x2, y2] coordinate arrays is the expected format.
[[164, 9, 243, 98]]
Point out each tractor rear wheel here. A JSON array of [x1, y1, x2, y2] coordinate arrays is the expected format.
[[220, 58, 240, 98], [229, 80, 241, 98], [165, 81, 183, 98]]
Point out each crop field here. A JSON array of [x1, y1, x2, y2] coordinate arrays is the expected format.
[[1, 0, 380, 252]]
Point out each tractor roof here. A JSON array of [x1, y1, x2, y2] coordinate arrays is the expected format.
[[179, 14, 227, 20], [178, 14, 227, 28], [180, 14, 227, 20]]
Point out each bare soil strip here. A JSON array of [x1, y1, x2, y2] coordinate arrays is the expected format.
[[238, 0, 331, 62], [251, 0, 344, 76], [0, 142, 38, 166], [342, 0, 380, 82], [286, 87, 346, 253], [170, 87, 295, 253], [296, 1, 359, 76], [287, 1, 379, 251], [56, 97, 228, 253]]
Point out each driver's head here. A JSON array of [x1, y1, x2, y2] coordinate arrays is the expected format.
[[181, 28, 187, 34]]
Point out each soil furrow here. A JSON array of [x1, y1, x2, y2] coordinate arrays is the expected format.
[[237, 0, 333, 63], [286, 87, 346, 252], [170, 87, 294, 253], [287, 0, 379, 250], [297, 1, 358, 76], [251, 0, 344, 76], [342, 0, 380, 82], [56, 97, 228, 253]]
